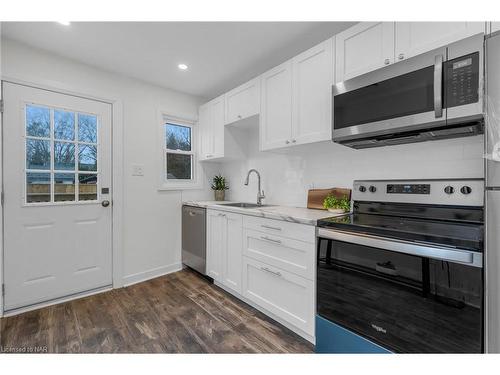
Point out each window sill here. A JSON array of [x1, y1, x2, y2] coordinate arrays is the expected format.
[[158, 182, 204, 191]]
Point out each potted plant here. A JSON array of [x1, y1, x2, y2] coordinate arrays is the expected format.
[[323, 194, 351, 214], [211, 174, 229, 201]]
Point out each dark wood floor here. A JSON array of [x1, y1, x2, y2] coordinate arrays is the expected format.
[[0, 269, 313, 353]]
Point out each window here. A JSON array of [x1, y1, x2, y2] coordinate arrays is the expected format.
[[160, 114, 199, 189], [25, 104, 99, 204]]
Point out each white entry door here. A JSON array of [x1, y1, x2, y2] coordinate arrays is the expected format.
[[2, 82, 113, 311]]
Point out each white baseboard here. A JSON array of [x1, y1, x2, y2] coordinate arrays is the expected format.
[[122, 262, 183, 287]]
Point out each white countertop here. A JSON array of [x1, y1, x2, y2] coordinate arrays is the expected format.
[[182, 201, 346, 225]]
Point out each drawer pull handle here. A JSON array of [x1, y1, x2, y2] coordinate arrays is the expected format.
[[261, 267, 282, 277], [260, 236, 282, 244], [261, 224, 282, 231]]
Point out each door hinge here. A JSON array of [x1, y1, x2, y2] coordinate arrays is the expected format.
[[0, 99, 3, 114], [1, 191, 3, 206]]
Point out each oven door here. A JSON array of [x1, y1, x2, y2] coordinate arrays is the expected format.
[[317, 229, 483, 353], [332, 46, 446, 143]]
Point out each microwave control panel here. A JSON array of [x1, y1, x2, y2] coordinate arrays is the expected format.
[[445, 52, 479, 108]]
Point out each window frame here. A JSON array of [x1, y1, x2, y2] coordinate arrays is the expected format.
[[23, 102, 101, 206], [158, 112, 202, 190]]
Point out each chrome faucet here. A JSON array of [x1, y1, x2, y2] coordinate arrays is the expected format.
[[244, 169, 265, 206]]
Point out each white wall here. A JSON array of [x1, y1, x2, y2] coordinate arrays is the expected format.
[[222, 127, 484, 206], [0, 38, 217, 286]]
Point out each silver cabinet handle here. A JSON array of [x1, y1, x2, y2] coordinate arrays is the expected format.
[[285, 140, 290, 144], [384, 58, 390, 65], [434, 54, 443, 118], [206, 154, 213, 158], [218, 213, 226, 217], [291, 139, 296, 143], [260, 267, 282, 277], [261, 224, 282, 231], [237, 114, 242, 119], [260, 236, 282, 244], [398, 53, 405, 60]]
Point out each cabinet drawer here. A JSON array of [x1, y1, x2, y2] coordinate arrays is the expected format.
[[242, 215, 315, 243], [242, 256, 314, 336], [243, 228, 315, 280]]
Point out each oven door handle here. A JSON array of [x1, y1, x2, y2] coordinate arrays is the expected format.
[[317, 228, 482, 267], [434, 54, 444, 118]]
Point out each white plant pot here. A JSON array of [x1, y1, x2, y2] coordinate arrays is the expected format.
[[327, 208, 345, 214]]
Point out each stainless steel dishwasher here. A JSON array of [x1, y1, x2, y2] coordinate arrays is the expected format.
[[182, 205, 206, 275]]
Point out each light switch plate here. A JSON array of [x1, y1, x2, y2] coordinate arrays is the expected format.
[[132, 164, 144, 176]]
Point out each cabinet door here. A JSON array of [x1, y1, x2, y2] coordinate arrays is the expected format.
[[206, 210, 224, 281], [242, 256, 315, 336], [292, 38, 333, 145], [221, 213, 243, 294], [260, 61, 293, 150], [211, 95, 225, 158], [198, 103, 213, 160], [225, 78, 260, 125], [492, 22, 500, 34], [335, 22, 395, 82], [395, 22, 486, 61]]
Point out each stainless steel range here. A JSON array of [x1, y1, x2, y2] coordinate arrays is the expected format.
[[316, 179, 485, 353]]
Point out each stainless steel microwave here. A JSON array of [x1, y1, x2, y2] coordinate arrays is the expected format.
[[332, 34, 484, 149]]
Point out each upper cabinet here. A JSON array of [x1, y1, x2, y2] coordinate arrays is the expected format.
[[261, 38, 334, 151], [198, 95, 225, 161], [225, 77, 260, 125], [335, 22, 487, 83], [292, 38, 334, 145], [335, 22, 395, 82], [395, 22, 486, 61], [260, 61, 293, 150], [491, 22, 500, 34]]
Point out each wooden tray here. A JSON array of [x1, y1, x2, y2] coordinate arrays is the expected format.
[[307, 188, 351, 210]]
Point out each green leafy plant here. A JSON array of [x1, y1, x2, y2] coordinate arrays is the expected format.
[[323, 194, 351, 212], [211, 174, 229, 191]]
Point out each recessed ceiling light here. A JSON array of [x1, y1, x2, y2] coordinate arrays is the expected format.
[[178, 64, 188, 71], [57, 21, 71, 26]]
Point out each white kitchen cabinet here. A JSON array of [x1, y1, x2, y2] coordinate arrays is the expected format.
[[260, 38, 334, 151], [198, 95, 225, 161], [206, 209, 224, 281], [225, 77, 260, 125], [291, 38, 333, 145], [335, 22, 395, 83], [206, 210, 243, 294], [242, 256, 315, 337], [492, 22, 500, 34], [260, 60, 293, 151], [395, 22, 486, 61]]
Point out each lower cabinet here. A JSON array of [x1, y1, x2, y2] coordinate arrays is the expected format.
[[206, 209, 242, 294], [207, 210, 315, 341], [242, 256, 315, 337]]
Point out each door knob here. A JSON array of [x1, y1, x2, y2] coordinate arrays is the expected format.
[[102, 200, 110, 207]]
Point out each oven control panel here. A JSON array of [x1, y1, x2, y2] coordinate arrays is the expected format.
[[353, 179, 484, 206], [386, 184, 430, 195]]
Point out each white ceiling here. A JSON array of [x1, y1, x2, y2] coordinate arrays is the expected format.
[[1, 22, 356, 99]]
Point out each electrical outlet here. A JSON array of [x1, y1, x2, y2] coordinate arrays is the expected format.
[[132, 164, 144, 176]]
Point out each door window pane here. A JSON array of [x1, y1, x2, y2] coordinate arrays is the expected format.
[[166, 153, 192, 180], [78, 144, 97, 171], [54, 173, 75, 202], [54, 110, 75, 140], [26, 105, 50, 138], [166, 123, 191, 151], [26, 139, 51, 170], [78, 114, 97, 143], [26, 172, 51, 203], [54, 142, 75, 170], [78, 174, 97, 201]]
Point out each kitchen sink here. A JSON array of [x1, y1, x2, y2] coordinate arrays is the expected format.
[[218, 202, 272, 208]]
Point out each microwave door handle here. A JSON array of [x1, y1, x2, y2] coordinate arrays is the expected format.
[[434, 54, 444, 118]]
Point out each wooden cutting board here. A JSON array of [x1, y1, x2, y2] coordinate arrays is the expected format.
[[307, 188, 352, 210]]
